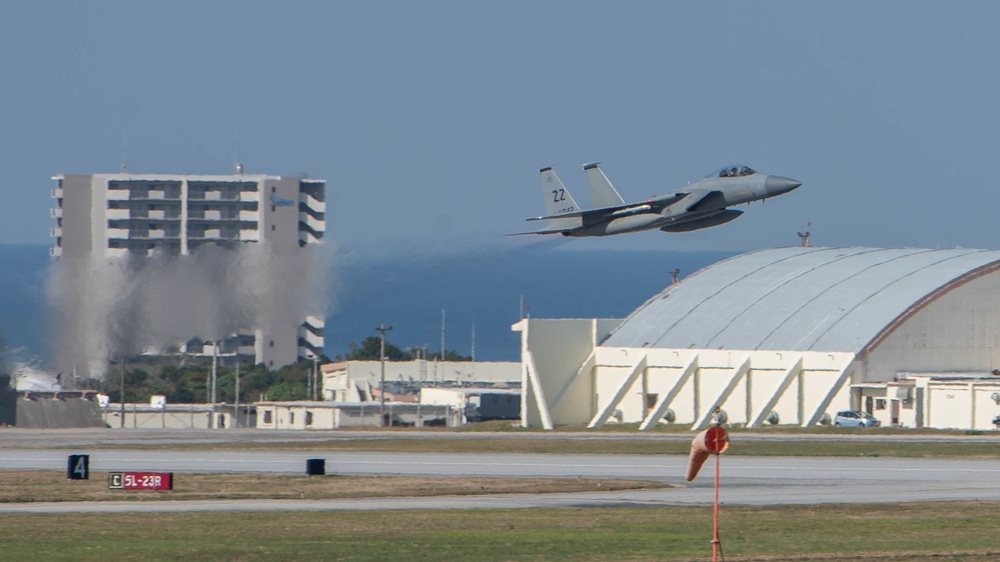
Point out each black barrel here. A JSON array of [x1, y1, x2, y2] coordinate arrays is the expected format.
[[306, 458, 325, 476]]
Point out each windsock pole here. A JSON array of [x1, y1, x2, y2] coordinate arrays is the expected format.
[[712, 439, 721, 562], [685, 421, 729, 561]]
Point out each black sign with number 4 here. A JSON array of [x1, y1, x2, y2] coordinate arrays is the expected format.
[[67, 454, 89, 480]]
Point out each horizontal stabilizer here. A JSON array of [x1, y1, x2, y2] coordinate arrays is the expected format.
[[505, 228, 570, 236]]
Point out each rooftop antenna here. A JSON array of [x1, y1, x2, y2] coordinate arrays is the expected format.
[[797, 221, 812, 247], [120, 130, 128, 172], [440, 309, 446, 362], [471, 319, 476, 362], [670, 268, 681, 285], [234, 126, 244, 175]]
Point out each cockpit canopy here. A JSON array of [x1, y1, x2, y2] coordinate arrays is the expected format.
[[707, 165, 756, 179]]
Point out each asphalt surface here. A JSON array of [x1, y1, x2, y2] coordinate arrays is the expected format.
[[2, 428, 999, 513]]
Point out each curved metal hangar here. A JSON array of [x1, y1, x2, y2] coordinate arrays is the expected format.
[[514, 247, 1000, 431]]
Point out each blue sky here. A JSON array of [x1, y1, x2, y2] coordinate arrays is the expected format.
[[2, 2, 999, 256]]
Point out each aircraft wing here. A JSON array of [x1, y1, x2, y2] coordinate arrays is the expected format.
[[684, 190, 727, 213], [527, 192, 689, 222]]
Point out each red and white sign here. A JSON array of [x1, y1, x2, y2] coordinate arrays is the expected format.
[[108, 471, 173, 491]]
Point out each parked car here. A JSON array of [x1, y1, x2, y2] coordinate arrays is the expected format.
[[834, 410, 880, 427]]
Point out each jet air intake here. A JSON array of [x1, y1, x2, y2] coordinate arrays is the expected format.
[[660, 210, 743, 232]]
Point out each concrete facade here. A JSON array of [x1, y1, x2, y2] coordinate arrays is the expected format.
[[50, 172, 326, 369]]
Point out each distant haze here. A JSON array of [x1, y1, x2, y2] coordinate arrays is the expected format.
[[0, 243, 734, 367], [45, 243, 331, 376]]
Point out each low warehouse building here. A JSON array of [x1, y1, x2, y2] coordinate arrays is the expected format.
[[515, 247, 1000, 430]]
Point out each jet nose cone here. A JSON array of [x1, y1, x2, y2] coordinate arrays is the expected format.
[[764, 175, 802, 195]]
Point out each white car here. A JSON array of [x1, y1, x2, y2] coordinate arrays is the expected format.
[[834, 410, 880, 427]]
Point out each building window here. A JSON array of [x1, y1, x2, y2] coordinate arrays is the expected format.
[[271, 225, 276, 231], [875, 399, 887, 410], [289, 412, 295, 425], [269, 340, 274, 347], [263, 410, 273, 424], [305, 411, 313, 426], [271, 186, 276, 193]]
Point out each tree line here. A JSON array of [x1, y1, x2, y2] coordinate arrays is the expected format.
[[91, 336, 471, 404]]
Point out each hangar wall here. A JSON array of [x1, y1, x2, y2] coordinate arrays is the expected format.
[[861, 271, 1000, 379], [516, 319, 855, 430], [512, 318, 620, 429]]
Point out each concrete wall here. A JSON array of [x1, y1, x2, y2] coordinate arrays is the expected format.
[[17, 395, 105, 428], [588, 348, 854, 429], [516, 319, 859, 430], [256, 402, 458, 429], [513, 318, 621, 428], [100, 404, 251, 429]]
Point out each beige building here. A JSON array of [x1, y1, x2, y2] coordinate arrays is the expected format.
[[321, 360, 520, 402], [516, 247, 1000, 431], [255, 401, 460, 429]]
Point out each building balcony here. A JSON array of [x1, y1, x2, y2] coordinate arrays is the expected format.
[[107, 228, 129, 239], [106, 190, 130, 201], [148, 210, 166, 220], [299, 193, 326, 213], [300, 213, 326, 233], [51, 188, 64, 199], [50, 208, 63, 219], [50, 227, 62, 238], [239, 210, 260, 221], [298, 329, 324, 348], [49, 246, 62, 257], [239, 230, 260, 241], [106, 209, 130, 220], [148, 190, 165, 199], [204, 191, 222, 201], [204, 210, 222, 220], [239, 191, 260, 202]]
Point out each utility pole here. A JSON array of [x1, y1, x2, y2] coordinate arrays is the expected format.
[[440, 309, 446, 361], [376, 323, 393, 427], [312, 355, 319, 401], [233, 360, 240, 429], [119, 356, 126, 429], [210, 341, 219, 429]]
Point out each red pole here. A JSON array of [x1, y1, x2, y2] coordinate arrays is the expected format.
[[712, 442, 721, 562]]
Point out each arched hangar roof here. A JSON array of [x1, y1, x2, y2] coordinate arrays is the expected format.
[[602, 247, 1000, 354]]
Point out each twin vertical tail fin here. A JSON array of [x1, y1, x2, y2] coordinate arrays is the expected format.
[[538, 167, 582, 232], [584, 162, 626, 208], [540, 167, 581, 217]]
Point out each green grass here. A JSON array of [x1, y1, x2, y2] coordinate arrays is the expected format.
[[2, 502, 999, 561]]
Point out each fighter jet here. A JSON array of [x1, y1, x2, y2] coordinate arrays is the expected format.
[[511, 163, 801, 237]]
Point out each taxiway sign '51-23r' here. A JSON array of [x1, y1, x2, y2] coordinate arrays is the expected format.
[[512, 163, 801, 237]]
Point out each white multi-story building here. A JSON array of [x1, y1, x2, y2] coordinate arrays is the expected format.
[[50, 172, 326, 371]]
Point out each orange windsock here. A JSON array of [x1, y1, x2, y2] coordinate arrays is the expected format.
[[685, 425, 729, 481]]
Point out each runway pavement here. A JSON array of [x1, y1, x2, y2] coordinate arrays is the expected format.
[[2, 443, 1000, 513]]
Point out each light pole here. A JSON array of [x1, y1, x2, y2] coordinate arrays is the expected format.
[[312, 354, 319, 401], [233, 359, 240, 429], [376, 323, 392, 427]]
